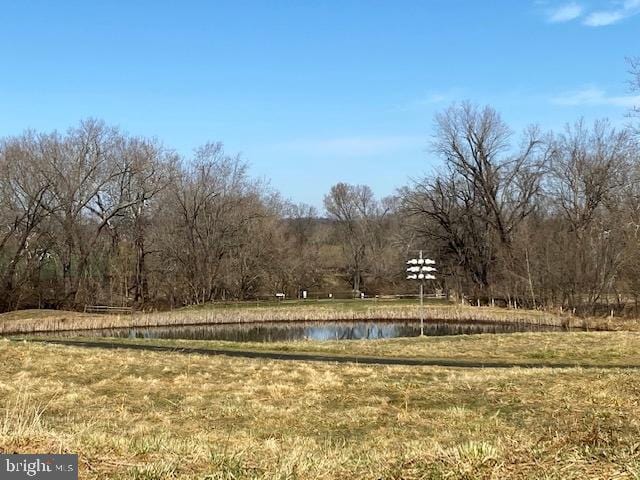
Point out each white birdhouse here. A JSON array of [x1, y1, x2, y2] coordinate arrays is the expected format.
[[406, 255, 437, 282]]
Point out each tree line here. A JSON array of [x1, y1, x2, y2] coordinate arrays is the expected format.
[[402, 104, 638, 315], [0, 63, 638, 314], [0, 120, 402, 311]]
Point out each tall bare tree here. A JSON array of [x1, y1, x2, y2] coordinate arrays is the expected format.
[[158, 143, 267, 304], [0, 135, 52, 310], [109, 137, 174, 306], [629, 56, 640, 124], [547, 120, 635, 310], [404, 103, 549, 298]]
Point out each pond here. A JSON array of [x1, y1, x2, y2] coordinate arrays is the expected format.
[[44, 320, 573, 342]]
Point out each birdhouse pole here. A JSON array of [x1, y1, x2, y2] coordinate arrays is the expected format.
[[419, 251, 424, 335], [406, 250, 437, 337]]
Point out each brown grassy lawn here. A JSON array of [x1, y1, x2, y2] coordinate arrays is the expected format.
[[0, 309, 91, 323], [2, 337, 640, 479]]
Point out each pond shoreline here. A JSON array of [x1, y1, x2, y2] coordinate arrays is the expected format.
[[21, 318, 578, 342], [0, 304, 630, 335]]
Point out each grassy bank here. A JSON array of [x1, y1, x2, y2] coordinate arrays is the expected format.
[[35, 331, 640, 368], [2, 300, 636, 334], [2, 336, 640, 479]]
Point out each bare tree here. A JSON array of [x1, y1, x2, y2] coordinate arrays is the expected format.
[[546, 120, 634, 311], [37, 120, 123, 305], [108, 137, 174, 306], [402, 173, 494, 293], [404, 103, 549, 300], [432, 102, 548, 246], [158, 143, 267, 304], [279, 202, 323, 296], [324, 183, 392, 294], [0, 135, 52, 310], [629, 56, 640, 123]]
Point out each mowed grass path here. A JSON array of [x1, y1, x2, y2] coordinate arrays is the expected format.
[[39, 331, 640, 368], [2, 334, 640, 479]]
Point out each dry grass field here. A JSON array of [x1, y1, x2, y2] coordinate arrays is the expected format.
[[2, 333, 640, 479]]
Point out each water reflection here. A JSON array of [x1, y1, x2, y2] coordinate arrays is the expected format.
[[46, 320, 570, 342]]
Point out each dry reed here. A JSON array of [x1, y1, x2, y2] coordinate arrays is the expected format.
[[0, 389, 49, 438], [0, 304, 635, 334]]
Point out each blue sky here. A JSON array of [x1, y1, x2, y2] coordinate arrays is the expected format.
[[1, 1, 638, 208]]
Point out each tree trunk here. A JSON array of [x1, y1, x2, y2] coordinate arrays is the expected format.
[[134, 224, 147, 306]]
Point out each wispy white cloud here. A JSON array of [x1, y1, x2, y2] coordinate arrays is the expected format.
[[582, 0, 640, 26], [583, 10, 625, 25], [547, 2, 584, 22], [540, 0, 640, 26], [551, 86, 640, 107], [275, 135, 425, 157], [398, 88, 465, 112], [420, 93, 449, 104]]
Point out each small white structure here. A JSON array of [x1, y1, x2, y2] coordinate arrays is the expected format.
[[406, 251, 437, 336]]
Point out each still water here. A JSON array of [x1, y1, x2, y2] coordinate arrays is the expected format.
[[50, 320, 570, 342]]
